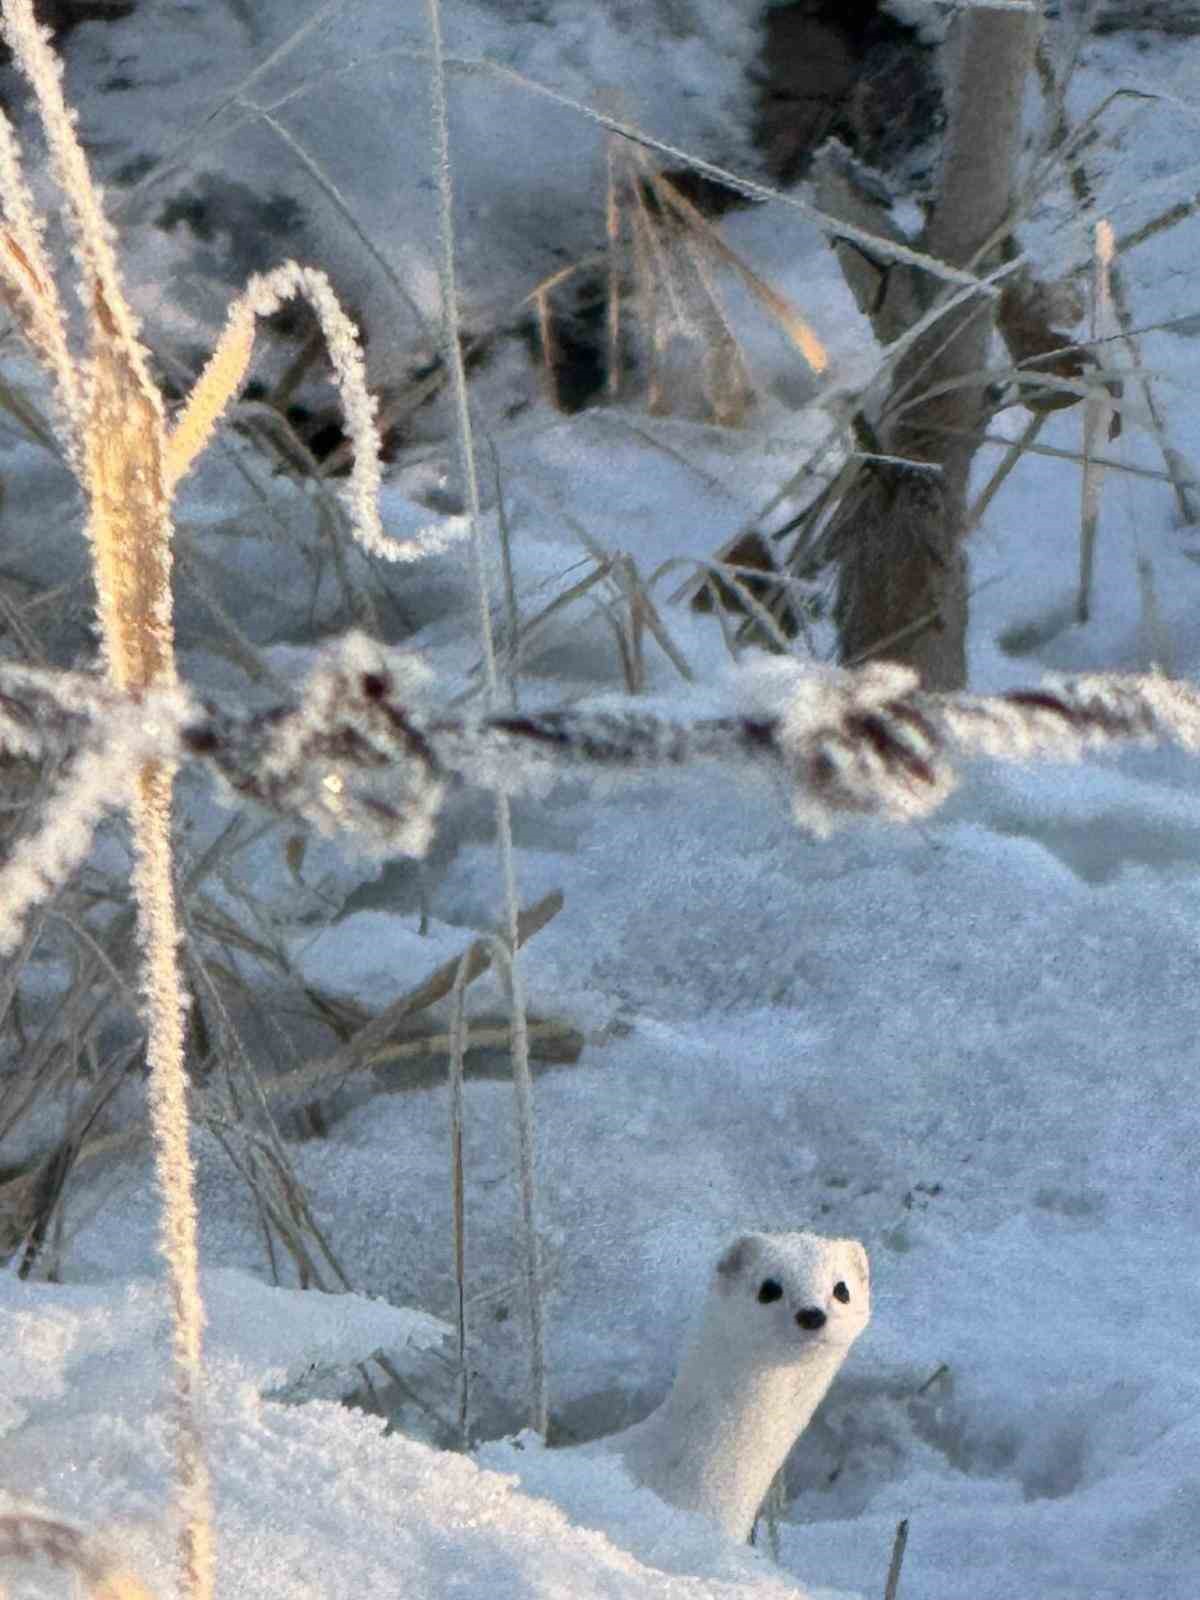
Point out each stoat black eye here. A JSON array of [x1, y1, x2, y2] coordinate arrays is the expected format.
[[832, 1281, 850, 1304], [757, 1278, 783, 1304]]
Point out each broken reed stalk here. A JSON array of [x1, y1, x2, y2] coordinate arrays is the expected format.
[[1077, 219, 1115, 624]]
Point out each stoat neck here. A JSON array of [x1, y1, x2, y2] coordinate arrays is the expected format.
[[621, 1332, 849, 1542]]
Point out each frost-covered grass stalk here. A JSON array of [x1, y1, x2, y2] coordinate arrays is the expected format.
[[0, 3, 212, 1591], [424, 0, 548, 1439], [0, 1, 466, 1589]]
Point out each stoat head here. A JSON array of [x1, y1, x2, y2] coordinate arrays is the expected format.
[[711, 1230, 870, 1363]]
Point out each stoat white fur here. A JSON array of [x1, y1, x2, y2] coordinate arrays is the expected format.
[[601, 1230, 870, 1542]]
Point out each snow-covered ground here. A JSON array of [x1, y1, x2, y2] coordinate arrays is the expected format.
[[4, 3, 1200, 1598]]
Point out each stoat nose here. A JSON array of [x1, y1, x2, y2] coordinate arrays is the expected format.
[[795, 1307, 827, 1331]]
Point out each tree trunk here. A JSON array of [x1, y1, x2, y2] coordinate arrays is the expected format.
[[832, 3, 1040, 690]]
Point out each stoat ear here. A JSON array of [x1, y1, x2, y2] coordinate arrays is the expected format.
[[844, 1240, 870, 1289], [716, 1234, 761, 1284]]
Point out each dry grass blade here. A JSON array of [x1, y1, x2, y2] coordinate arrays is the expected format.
[[611, 553, 694, 684], [535, 514, 693, 686], [628, 180, 667, 413], [965, 408, 1048, 537], [655, 548, 801, 656], [649, 171, 828, 375], [1031, 1, 1096, 179], [0, 144, 81, 447], [1030, 85, 1158, 207], [953, 425, 1199, 490], [1108, 192, 1200, 263], [583, 138, 758, 423], [165, 307, 257, 491], [112, 0, 355, 219], [194, 989, 579, 1098], [367, 1016, 584, 1084], [1104, 266, 1197, 524], [533, 284, 561, 406], [630, 152, 753, 424], [459, 556, 613, 698], [182, 929, 349, 1285], [246, 100, 433, 343], [0, 3, 223, 1591], [14, 1041, 140, 1279], [0, 366, 63, 455], [219, 889, 564, 1117], [0, 923, 134, 1144], [606, 131, 623, 399]]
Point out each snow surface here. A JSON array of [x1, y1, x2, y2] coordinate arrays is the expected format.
[[4, 3, 1200, 1600]]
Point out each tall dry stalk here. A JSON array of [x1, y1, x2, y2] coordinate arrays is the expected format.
[[424, 0, 548, 1437], [0, 4, 442, 1590], [0, 3, 211, 1590]]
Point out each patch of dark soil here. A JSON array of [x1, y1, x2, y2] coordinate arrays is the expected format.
[[751, 0, 943, 187]]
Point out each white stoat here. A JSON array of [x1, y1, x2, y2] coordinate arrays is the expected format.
[[601, 1230, 870, 1542]]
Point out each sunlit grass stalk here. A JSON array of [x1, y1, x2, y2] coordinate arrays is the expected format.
[[0, 0, 451, 1583], [0, 3, 211, 1591]]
